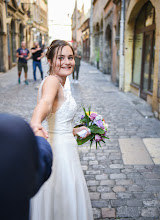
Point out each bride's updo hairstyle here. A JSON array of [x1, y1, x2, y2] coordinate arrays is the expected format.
[[46, 40, 75, 75]]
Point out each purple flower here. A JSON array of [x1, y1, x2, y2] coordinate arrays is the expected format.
[[81, 115, 85, 119], [95, 134, 102, 142], [94, 119, 104, 129], [89, 113, 98, 121]]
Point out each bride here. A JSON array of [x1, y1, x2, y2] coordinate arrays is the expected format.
[[30, 40, 94, 220]]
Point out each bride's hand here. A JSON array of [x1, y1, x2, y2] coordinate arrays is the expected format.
[[30, 122, 48, 139], [73, 126, 91, 138]]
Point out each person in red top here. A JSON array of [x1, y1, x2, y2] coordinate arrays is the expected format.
[[16, 41, 30, 85]]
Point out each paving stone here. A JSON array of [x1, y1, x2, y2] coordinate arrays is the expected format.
[[89, 160, 98, 165], [135, 178, 149, 186], [87, 180, 99, 186], [102, 208, 116, 218], [96, 174, 108, 180], [85, 175, 95, 181], [100, 180, 115, 186], [81, 165, 88, 171], [128, 185, 143, 192], [80, 161, 88, 165], [117, 192, 133, 199], [117, 206, 140, 218], [97, 156, 106, 161], [143, 200, 160, 207], [110, 173, 127, 179], [116, 179, 134, 185], [83, 156, 96, 161], [93, 165, 106, 169], [142, 172, 160, 179], [91, 200, 109, 208], [119, 138, 153, 165], [143, 138, 160, 164], [101, 192, 116, 200], [97, 186, 111, 192], [89, 192, 100, 200], [104, 168, 121, 174], [89, 186, 97, 192], [86, 170, 101, 175], [141, 207, 159, 217], [109, 153, 122, 160], [92, 208, 101, 219], [109, 164, 124, 169], [144, 185, 160, 192], [148, 179, 160, 185], [111, 199, 126, 207], [127, 199, 143, 207], [133, 193, 157, 199], [112, 186, 126, 192]]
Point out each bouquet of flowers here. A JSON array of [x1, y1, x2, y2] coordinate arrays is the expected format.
[[76, 107, 109, 149]]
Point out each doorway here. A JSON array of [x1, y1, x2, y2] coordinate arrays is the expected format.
[[132, 1, 155, 100]]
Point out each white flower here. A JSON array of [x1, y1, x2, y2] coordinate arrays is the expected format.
[[89, 121, 92, 126], [95, 115, 103, 121], [104, 123, 109, 130]]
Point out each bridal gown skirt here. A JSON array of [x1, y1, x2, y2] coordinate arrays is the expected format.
[[30, 132, 94, 220]]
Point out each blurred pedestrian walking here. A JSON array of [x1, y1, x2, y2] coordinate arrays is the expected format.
[[31, 42, 44, 81], [72, 48, 81, 84], [16, 41, 30, 85]]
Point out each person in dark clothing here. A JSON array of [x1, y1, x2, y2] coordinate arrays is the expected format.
[[31, 42, 44, 81], [16, 41, 30, 85], [72, 48, 81, 83], [0, 113, 53, 220]]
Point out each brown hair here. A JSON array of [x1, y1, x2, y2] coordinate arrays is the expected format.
[[46, 40, 74, 75]]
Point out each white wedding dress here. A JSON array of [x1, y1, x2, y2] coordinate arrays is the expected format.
[[30, 78, 94, 220]]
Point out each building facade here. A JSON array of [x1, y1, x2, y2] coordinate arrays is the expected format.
[[123, 0, 160, 118], [0, 0, 48, 73], [89, 0, 160, 119], [71, 0, 91, 62]]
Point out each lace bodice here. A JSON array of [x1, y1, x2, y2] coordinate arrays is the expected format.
[[38, 77, 77, 134]]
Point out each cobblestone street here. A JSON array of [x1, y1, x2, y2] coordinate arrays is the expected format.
[[0, 59, 160, 219]]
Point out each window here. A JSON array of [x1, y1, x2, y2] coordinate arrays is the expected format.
[[132, 1, 155, 96]]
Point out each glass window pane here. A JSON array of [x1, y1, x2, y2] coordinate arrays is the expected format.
[[132, 33, 143, 85], [135, 9, 145, 30], [145, 3, 154, 26], [143, 34, 152, 92], [150, 34, 155, 91]]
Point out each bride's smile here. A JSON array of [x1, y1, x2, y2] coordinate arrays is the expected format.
[[52, 46, 75, 77]]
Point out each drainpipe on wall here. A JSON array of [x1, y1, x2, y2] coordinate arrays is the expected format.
[[5, 0, 11, 69], [119, 0, 125, 91], [89, 0, 94, 65]]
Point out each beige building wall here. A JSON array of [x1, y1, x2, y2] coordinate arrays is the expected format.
[[92, 0, 108, 69], [124, 0, 160, 118]]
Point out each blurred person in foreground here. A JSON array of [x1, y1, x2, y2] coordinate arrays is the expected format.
[[0, 113, 52, 220], [16, 41, 30, 85]]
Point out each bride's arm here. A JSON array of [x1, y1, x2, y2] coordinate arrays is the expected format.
[[31, 76, 59, 138]]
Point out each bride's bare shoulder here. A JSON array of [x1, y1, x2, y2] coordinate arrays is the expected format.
[[43, 75, 60, 87]]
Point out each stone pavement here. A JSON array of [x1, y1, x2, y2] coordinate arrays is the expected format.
[[0, 59, 160, 219]]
